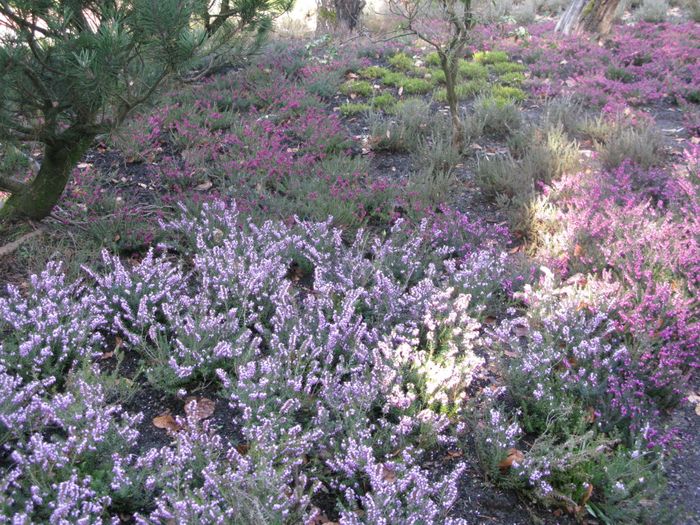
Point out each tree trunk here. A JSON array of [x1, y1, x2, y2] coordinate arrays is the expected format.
[[316, 0, 365, 34], [334, 0, 366, 32], [441, 55, 464, 151], [0, 135, 92, 221], [556, 0, 622, 36]]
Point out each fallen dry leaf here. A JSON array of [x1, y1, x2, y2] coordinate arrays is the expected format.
[[687, 392, 700, 416], [195, 180, 213, 192], [585, 407, 596, 424], [580, 483, 593, 506], [153, 412, 182, 432], [498, 448, 524, 471], [381, 465, 397, 483], [184, 397, 215, 421], [513, 324, 528, 337]]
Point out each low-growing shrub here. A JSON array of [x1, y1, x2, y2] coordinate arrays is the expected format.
[[458, 60, 489, 80], [605, 66, 637, 84], [492, 85, 528, 102], [371, 92, 397, 110], [471, 95, 523, 137], [400, 77, 434, 94], [388, 51, 416, 71], [359, 65, 391, 79], [370, 98, 432, 151], [474, 50, 509, 64], [597, 123, 665, 170], [340, 80, 374, 97], [434, 80, 489, 102], [498, 72, 526, 87], [491, 61, 526, 75]]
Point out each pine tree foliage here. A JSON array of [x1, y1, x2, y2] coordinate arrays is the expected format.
[[0, 0, 289, 220]]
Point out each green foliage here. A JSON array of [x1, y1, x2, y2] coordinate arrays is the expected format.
[[497, 72, 526, 87], [458, 60, 488, 79], [370, 98, 432, 152], [371, 93, 397, 110], [339, 102, 372, 116], [471, 95, 523, 137], [0, 0, 285, 220], [388, 51, 416, 71], [359, 65, 391, 79], [434, 80, 488, 102], [430, 68, 447, 84], [596, 122, 665, 170], [605, 66, 637, 84], [474, 50, 510, 64], [491, 61, 526, 75], [400, 77, 433, 94], [425, 51, 442, 67], [492, 85, 528, 102], [340, 80, 374, 96]]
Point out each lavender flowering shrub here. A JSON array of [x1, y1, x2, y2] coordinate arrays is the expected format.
[[1, 204, 517, 523]]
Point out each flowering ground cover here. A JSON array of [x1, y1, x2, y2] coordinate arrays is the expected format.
[[1, 15, 699, 525]]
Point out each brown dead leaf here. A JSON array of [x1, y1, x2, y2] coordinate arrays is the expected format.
[[153, 412, 182, 432], [484, 316, 498, 326], [236, 443, 250, 455], [195, 180, 213, 192], [381, 465, 397, 483], [99, 351, 114, 361], [687, 392, 700, 416], [580, 483, 593, 506], [513, 324, 528, 337], [446, 450, 463, 458], [573, 244, 584, 257], [184, 397, 215, 421], [498, 448, 524, 471], [585, 407, 596, 424]]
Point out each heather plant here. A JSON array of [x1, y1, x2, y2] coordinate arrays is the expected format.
[[0, 262, 105, 380], [0, 373, 144, 521], [478, 273, 671, 521], [85, 250, 187, 348], [369, 99, 433, 152], [596, 122, 665, 170], [470, 95, 523, 137]]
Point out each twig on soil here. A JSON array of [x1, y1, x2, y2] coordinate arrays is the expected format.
[[0, 228, 43, 257]]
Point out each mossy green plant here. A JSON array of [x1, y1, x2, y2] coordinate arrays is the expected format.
[[491, 61, 526, 75], [425, 51, 441, 67], [340, 80, 374, 97], [339, 102, 371, 116], [498, 72, 526, 87], [429, 69, 447, 84], [492, 85, 527, 102], [474, 50, 509, 65], [381, 71, 408, 87], [400, 77, 433, 94], [388, 51, 416, 71], [458, 60, 488, 80], [359, 65, 391, 79], [434, 79, 488, 102], [371, 93, 397, 110]]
